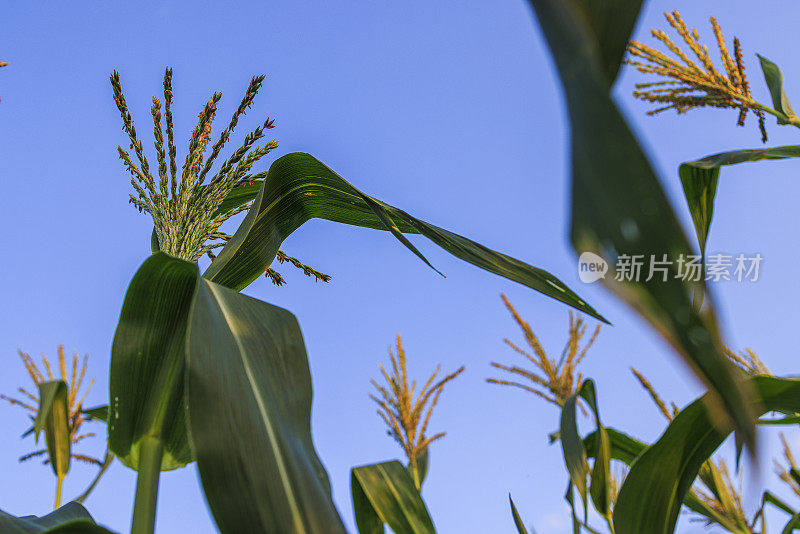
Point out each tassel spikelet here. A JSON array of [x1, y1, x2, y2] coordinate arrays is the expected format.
[[112, 69, 277, 262], [626, 11, 768, 141], [487, 294, 600, 407], [370, 334, 464, 468], [1, 346, 102, 467], [775, 434, 800, 499], [112, 69, 328, 283]]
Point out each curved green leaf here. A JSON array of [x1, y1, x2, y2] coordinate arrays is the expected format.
[[679, 145, 800, 254], [560, 380, 611, 521], [109, 252, 198, 470], [581, 383, 611, 522], [34, 381, 70, 479], [80, 406, 108, 423], [0, 503, 116, 534], [186, 278, 345, 534], [560, 388, 588, 513], [526, 0, 757, 449], [613, 376, 800, 534], [350, 461, 435, 534], [758, 55, 797, 125], [583, 428, 645, 466], [203, 152, 605, 322]]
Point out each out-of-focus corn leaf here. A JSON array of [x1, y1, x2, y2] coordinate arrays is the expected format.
[[524, 0, 757, 451], [679, 145, 800, 255], [613, 376, 800, 533]]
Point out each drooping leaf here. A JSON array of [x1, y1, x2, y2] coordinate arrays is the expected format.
[[759, 414, 800, 425], [678, 165, 718, 259], [74, 451, 115, 504], [583, 428, 645, 466], [758, 55, 797, 125], [560, 381, 612, 522], [109, 252, 198, 470], [34, 381, 70, 479], [580, 382, 611, 521], [80, 406, 108, 423], [203, 152, 605, 322], [350, 461, 435, 534], [560, 388, 588, 514], [509, 495, 531, 534], [613, 376, 800, 534], [185, 278, 346, 534], [679, 145, 800, 254], [525, 0, 757, 449], [0, 502, 116, 533]]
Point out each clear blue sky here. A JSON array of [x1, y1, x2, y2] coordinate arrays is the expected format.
[[2, 1, 800, 533]]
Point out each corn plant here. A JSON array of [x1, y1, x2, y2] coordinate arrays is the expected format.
[[1, 64, 605, 533], [350, 335, 463, 533], [495, 301, 800, 534], [501, 3, 800, 532]]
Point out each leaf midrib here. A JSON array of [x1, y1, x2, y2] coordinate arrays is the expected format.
[[207, 282, 304, 532]]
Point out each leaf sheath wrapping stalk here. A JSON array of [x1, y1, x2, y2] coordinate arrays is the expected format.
[[109, 252, 198, 470]]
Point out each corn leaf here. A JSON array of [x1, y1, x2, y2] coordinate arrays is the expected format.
[[0, 502, 116, 533], [203, 152, 605, 322], [758, 55, 797, 125], [560, 380, 611, 521], [509, 495, 531, 534], [185, 278, 346, 534], [583, 428, 645, 465], [580, 382, 611, 522], [679, 145, 800, 255], [525, 0, 757, 450], [80, 406, 108, 423], [34, 381, 70, 480], [350, 461, 435, 534], [560, 386, 589, 515], [109, 252, 198, 470], [613, 376, 800, 534]]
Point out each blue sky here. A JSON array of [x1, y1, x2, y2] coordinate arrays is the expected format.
[[2, 1, 800, 533]]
